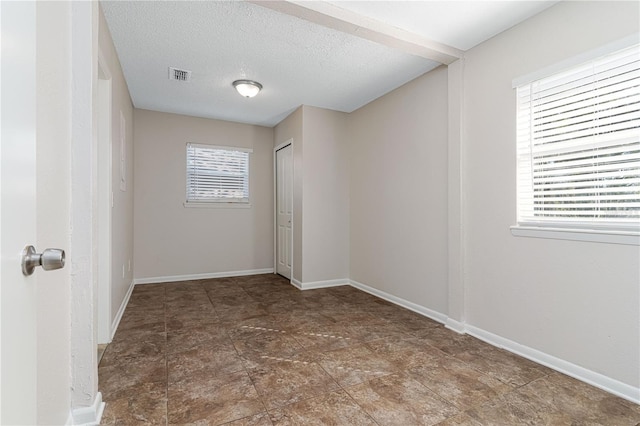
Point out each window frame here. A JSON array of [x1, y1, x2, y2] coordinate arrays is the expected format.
[[184, 143, 252, 208], [511, 34, 640, 246]]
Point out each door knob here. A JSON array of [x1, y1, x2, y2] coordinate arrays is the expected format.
[[21, 245, 65, 276]]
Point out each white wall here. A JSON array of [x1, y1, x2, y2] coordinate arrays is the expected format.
[[462, 0, 639, 389], [133, 110, 274, 280], [349, 66, 450, 314], [98, 5, 135, 329]]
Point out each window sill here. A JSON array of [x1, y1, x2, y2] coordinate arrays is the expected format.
[[510, 225, 639, 246], [184, 202, 251, 209]]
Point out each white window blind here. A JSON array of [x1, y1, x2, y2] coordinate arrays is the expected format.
[[516, 43, 640, 231], [186, 143, 251, 203]]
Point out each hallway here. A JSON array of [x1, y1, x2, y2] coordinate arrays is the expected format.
[[99, 275, 640, 425]]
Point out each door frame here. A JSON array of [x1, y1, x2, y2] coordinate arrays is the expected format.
[[273, 139, 294, 281], [97, 49, 113, 344], [69, 1, 103, 421]]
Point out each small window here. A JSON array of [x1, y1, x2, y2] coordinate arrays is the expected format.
[[515, 43, 640, 234], [186, 143, 252, 204]]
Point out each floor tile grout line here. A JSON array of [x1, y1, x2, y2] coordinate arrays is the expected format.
[[339, 382, 383, 426], [232, 322, 273, 422], [444, 347, 552, 390], [401, 371, 466, 417], [242, 370, 272, 420], [261, 386, 347, 420], [239, 337, 349, 419]]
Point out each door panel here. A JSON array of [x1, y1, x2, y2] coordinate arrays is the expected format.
[[1, 3, 72, 423], [276, 144, 293, 278], [0, 2, 38, 423]]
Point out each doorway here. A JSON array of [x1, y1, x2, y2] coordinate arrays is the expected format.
[[275, 141, 293, 279]]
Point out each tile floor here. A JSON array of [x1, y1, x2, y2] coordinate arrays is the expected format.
[[99, 274, 640, 425]]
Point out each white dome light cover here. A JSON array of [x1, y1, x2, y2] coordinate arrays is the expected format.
[[233, 79, 262, 98]]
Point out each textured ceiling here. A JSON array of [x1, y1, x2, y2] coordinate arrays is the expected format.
[[101, 1, 557, 127]]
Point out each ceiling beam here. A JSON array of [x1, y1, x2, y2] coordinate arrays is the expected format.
[[250, 0, 463, 65]]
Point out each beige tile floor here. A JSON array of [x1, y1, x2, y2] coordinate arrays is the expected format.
[[99, 274, 640, 425]]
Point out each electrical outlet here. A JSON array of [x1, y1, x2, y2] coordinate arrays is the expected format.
[[122, 264, 125, 278], [128, 259, 131, 272]]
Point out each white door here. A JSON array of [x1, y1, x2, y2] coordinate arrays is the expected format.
[[1, 2, 39, 422], [1, 2, 72, 423], [275, 144, 293, 279]]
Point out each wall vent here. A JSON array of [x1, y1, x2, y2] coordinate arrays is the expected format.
[[168, 67, 192, 82]]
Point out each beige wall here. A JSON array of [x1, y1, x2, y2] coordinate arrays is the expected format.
[[301, 106, 349, 283], [349, 66, 449, 313], [273, 106, 350, 284], [462, 1, 639, 388], [98, 6, 135, 325], [274, 108, 303, 282], [133, 110, 274, 280]]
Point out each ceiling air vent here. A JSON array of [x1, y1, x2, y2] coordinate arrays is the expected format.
[[168, 67, 192, 82]]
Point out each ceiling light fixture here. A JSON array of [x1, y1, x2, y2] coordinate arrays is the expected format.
[[232, 79, 262, 98]]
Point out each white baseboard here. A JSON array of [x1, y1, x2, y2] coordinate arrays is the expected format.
[[465, 325, 640, 405], [110, 279, 134, 341], [348, 279, 449, 324], [290, 277, 349, 290], [133, 268, 275, 285], [70, 392, 105, 425], [445, 318, 466, 334]]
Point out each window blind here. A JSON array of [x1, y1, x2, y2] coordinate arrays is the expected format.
[[186, 143, 251, 203], [516, 43, 640, 229]]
